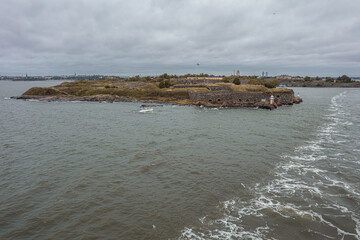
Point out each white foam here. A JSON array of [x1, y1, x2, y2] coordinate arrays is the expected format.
[[353, 215, 360, 239], [199, 216, 207, 224], [180, 91, 360, 239], [296, 142, 324, 152], [288, 154, 327, 162], [181, 221, 271, 240], [139, 108, 153, 113], [181, 228, 204, 240]]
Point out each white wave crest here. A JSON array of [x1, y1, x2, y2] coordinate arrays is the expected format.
[[179, 91, 360, 239]]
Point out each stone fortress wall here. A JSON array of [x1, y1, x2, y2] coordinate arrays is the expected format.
[[171, 78, 223, 84], [189, 91, 294, 106]]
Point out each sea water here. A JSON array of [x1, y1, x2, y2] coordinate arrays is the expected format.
[[0, 81, 359, 239]]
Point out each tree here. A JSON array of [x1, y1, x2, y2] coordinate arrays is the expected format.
[[222, 77, 230, 83], [337, 75, 352, 83], [143, 76, 151, 81], [304, 76, 311, 81], [232, 78, 241, 85], [264, 79, 279, 88], [248, 79, 279, 88], [159, 73, 170, 79], [159, 79, 171, 88], [325, 77, 334, 82]]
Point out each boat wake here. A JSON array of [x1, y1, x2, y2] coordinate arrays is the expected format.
[[180, 91, 360, 240], [139, 108, 154, 113]]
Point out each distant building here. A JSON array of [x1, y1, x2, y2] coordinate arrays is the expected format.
[[276, 75, 292, 80], [236, 70, 240, 76]]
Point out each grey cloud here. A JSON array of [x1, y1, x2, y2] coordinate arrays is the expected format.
[[0, 0, 359, 76]]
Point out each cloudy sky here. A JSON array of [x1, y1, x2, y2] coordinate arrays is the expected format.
[[1, 0, 359, 76]]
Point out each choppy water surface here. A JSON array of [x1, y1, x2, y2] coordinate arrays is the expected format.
[[0, 81, 359, 239]]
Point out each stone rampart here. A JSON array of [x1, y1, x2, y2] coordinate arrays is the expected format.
[[173, 85, 207, 89], [171, 78, 223, 84], [189, 91, 294, 106]]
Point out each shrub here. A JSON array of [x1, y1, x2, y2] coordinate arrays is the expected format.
[[264, 79, 279, 88], [222, 77, 230, 83], [337, 75, 352, 83], [159, 79, 171, 88], [325, 77, 334, 82], [248, 79, 279, 88], [233, 78, 241, 85]]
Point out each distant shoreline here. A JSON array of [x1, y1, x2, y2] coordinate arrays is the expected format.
[[278, 80, 360, 88]]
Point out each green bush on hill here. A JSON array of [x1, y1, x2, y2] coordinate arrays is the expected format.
[[304, 76, 311, 81], [232, 78, 241, 85], [248, 79, 279, 88], [159, 79, 171, 88], [337, 75, 352, 83], [264, 80, 279, 88]]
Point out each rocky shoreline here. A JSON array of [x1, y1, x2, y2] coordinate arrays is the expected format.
[[12, 94, 302, 110], [12, 94, 138, 103]]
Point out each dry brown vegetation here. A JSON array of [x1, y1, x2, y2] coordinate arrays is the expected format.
[[229, 84, 292, 93], [21, 79, 292, 102], [22, 80, 190, 101]]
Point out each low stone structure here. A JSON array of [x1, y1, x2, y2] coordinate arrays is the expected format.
[[171, 77, 223, 84], [173, 84, 232, 91], [189, 91, 294, 106], [173, 84, 208, 89]]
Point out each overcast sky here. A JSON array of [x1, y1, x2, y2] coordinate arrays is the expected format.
[[1, 0, 359, 76]]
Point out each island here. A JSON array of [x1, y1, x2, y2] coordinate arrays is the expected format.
[[12, 74, 303, 110]]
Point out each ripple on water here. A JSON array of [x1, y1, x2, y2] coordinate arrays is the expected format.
[[180, 91, 360, 240], [1, 84, 360, 239]]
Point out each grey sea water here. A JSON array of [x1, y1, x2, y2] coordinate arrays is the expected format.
[[0, 80, 359, 239]]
